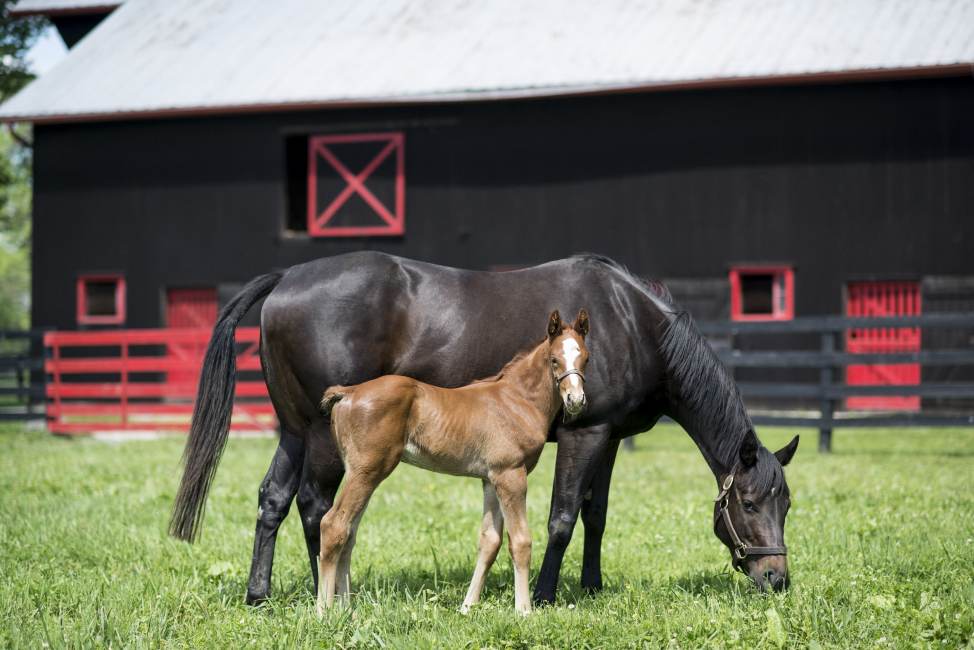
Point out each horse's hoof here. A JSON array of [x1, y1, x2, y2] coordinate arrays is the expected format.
[[245, 591, 269, 606], [581, 580, 603, 595], [532, 592, 556, 607]]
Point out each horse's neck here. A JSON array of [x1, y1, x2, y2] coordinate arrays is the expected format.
[[655, 317, 750, 481], [499, 343, 559, 422]]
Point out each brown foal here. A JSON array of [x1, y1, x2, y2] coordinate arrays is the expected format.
[[316, 309, 590, 615]]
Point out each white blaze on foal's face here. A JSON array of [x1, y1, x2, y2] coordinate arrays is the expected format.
[[556, 333, 587, 418]]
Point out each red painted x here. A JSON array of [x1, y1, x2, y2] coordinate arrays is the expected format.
[[310, 134, 404, 233]]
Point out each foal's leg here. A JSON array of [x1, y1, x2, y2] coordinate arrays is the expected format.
[[335, 509, 364, 602], [461, 481, 504, 613], [580, 439, 620, 593], [492, 467, 532, 615], [317, 469, 389, 614]]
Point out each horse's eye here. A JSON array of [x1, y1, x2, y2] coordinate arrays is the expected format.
[[551, 359, 558, 366], [742, 500, 756, 512]]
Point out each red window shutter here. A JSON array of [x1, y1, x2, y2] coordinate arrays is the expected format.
[[307, 132, 405, 237]]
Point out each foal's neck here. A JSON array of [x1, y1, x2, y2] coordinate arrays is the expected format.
[[499, 341, 560, 421]]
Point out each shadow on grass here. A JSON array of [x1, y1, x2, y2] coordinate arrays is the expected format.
[[667, 570, 741, 596]]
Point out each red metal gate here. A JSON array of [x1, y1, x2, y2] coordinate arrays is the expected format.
[[45, 327, 274, 434], [845, 281, 921, 411]]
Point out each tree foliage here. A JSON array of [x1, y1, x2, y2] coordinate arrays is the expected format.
[[1, 1, 45, 102], [0, 1, 43, 329]]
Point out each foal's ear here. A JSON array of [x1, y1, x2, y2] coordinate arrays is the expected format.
[[573, 309, 590, 338], [547, 310, 563, 339], [739, 435, 759, 468], [774, 435, 800, 466]]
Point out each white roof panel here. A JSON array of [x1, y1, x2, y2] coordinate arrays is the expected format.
[[3, 0, 973, 122], [10, 0, 120, 15]]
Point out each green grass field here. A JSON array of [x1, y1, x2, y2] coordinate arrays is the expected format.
[[1, 424, 972, 648]]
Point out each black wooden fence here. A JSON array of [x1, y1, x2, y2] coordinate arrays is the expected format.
[[698, 313, 974, 452], [0, 329, 46, 422]]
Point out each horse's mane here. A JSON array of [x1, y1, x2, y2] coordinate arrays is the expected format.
[[573, 253, 780, 490], [659, 311, 782, 492]]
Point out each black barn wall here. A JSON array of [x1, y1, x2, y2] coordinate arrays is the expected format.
[[32, 77, 974, 330]]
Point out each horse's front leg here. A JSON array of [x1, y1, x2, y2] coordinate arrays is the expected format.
[[533, 424, 612, 606], [246, 429, 305, 605], [580, 439, 620, 593]]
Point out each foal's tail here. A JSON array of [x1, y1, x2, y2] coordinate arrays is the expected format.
[[169, 271, 284, 542], [320, 388, 346, 418]]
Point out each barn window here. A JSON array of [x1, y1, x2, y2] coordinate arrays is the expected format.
[[77, 275, 126, 325], [293, 132, 405, 237], [729, 266, 794, 321]]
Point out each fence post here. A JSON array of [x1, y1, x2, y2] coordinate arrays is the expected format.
[[819, 330, 834, 453]]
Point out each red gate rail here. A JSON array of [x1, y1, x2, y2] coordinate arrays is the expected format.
[[44, 327, 275, 435]]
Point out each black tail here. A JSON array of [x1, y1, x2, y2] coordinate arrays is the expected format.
[[169, 271, 283, 542]]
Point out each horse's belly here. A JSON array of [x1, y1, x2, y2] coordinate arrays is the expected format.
[[400, 440, 487, 478]]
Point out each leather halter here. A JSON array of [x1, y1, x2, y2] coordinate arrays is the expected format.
[[556, 368, 586, 385], [714, 473, 787, 570]]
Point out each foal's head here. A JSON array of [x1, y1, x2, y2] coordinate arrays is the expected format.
[[546, 309, 590, 421], [713, 434, 799, 592]]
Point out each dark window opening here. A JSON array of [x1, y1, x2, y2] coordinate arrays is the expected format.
[[730, 267, 793, 321], [77, 275, 126, 325], [284, 135, 309, 233]]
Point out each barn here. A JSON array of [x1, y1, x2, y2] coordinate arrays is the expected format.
[[2, 0, 974, 426]]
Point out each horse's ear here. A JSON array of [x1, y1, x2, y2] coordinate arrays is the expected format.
[[739, 436, 759, 468], [547, 310, 562, 339], [573, 309, 590, 338], [774, 435, 800, 466]]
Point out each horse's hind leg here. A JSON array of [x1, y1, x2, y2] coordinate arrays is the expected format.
[[317, 469, 388, 614], [580, 439, 620, 593], [246, 429, 305, 605], [492, 467, 532, 615], [335, 508, 364, 602], [461, 481, 504, 613], [296, 418, 344, 593]]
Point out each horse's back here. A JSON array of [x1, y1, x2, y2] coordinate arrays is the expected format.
[[259, 251, 667, 436]]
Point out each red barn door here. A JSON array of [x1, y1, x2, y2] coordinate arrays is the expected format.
[[845, 281, 921, 411], [166, 288, 218, 384]]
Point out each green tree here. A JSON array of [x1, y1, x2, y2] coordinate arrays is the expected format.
[[0, 2, 44, 329]]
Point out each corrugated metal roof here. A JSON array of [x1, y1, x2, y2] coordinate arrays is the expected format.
[[10, 0, 120, 16], [3, 0, 973, 123]]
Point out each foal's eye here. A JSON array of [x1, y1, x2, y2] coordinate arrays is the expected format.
[[742, 500, 756, 512]]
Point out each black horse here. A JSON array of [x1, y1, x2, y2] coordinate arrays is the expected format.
[[170, 252, 798, 604]]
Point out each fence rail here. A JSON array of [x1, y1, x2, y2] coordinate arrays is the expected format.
[[698, 313, 974, 452], [0, 329, 46, 422], [44, 327, 275, 435]]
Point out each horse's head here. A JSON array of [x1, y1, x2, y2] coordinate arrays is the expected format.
[[713, 434, 799, 592], [546, 309, 590, 421]]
